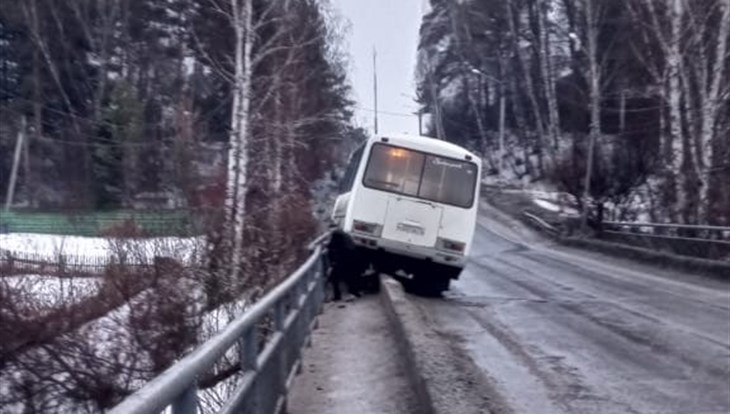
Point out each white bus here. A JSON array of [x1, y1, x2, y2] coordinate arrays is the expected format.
[[331, 134, 481, 294]]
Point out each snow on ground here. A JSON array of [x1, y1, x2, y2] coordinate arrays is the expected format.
[[533, 198, 562, 212], [0, 233, 205, 264], [532, 198, 580, 216], [1, 272, 208, 413], [0, 288, 152, 414], [1, 274, 101, 309]]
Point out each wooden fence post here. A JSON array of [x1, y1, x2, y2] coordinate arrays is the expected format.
[[58, 254, 66, 275], [6, 251, 13, 272]]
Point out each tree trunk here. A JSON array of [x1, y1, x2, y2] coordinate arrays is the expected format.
[[427, 61, 447, 140], [667, 0, 687, 222], [698, 0, 730, 222], [582, 0, 602, 230], [506, 0, 546, 175], [537, 0, 561, 150], [508, 67, 535, 178], [225, 0, 254, 284], [31, 35, 42, 208]]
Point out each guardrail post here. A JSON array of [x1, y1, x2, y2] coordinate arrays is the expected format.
[[6, 251, 13, 271], [314, 255, 325, 315], [241, 327, 258, 371], [240, 327, 258, 414], [274, 298, 287, 404], [172, 383, 198, 414], [307, 261, 317, 338], [299, 275, 308, 344]]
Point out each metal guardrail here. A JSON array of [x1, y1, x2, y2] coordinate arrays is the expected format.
[[108, 233, 331, 414], [521, 213, 729, 260], [595, 221, 730, 261], [603, 221, 730, 233], [602, 221, 730, 245], [522, 212, 559, 235]]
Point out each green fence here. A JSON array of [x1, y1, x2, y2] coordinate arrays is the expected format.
[[0, 209, 209, 237]]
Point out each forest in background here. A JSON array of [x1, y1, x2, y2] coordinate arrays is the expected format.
[[0, 0, 355, 209], [0, 0, 365, 297], [417, 0, 729, 225], [0, 1, 362, 411]]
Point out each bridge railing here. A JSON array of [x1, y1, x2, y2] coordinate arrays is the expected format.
[[522, 211, 559, 236], [601, 221, 730, 260], [520, 212, 730, 261], [108, 233, 331, 414]]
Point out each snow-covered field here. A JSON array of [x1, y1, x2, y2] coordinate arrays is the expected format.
[[1, 274, 102, 309], [0, 233, 206, 264], [0, 267, 251, 413]]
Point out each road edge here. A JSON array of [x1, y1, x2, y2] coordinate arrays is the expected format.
[[558, 236, 730, 280], [379, 275, 502, 414], [481, 197, 730, 280], [379, 275, 437, 414]]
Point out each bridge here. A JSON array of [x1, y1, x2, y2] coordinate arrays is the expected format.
[[108, 204, 730, 414]]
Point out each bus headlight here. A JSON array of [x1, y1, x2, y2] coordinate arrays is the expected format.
[[352, 220, 382, 236], [436, 237, 465, 255]]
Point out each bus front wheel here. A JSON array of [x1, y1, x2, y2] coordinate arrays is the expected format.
[[401, 275, 449, 296]]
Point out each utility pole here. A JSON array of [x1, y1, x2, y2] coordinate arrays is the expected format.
[[5, 117, 27, 211], [498, 88, 506, 181], [373, 47, 379, 135], [581, 0, 600, 231], [498, 56, 506, 182], [427, 60, 446, 140]]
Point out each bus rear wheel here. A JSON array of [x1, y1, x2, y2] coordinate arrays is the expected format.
[[401, 268, 450, 296], [423, 276, 450, 296], [401, 276, 449, 296]]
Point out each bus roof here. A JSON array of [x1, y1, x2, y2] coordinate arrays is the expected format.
[[370, 133, 480, 164]]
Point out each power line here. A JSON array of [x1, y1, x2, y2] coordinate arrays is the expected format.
[[0, 91, 235, 147], [0, 87, 233, 130]]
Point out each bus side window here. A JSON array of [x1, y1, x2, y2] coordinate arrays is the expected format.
[[339, 145, 365, 193]]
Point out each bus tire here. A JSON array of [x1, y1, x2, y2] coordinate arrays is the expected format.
[[402, 272, 450, 296], [425, 276, 450, 296], [443, 265, 463, 280]]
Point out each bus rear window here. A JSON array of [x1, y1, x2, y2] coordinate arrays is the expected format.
[[363, 143, 477, 208]]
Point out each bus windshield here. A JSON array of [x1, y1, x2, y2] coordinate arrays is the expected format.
[[363, 143, 478, 208]]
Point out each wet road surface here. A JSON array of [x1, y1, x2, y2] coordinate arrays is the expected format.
[[417, 209, 730, 414]]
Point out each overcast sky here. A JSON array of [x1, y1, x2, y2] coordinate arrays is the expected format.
[[331, 0, 426, 136]]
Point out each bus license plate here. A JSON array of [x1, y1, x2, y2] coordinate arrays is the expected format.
[[397, 222, 425, 236]]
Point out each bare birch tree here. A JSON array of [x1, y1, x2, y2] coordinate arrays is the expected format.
[[222, 0, 254, 285]]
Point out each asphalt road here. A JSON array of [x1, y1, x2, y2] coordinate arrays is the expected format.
[[417, 207, 730, 414]]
